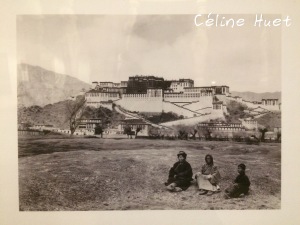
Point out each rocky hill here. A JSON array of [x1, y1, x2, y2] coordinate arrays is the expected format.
[[256, 112, 281, 130], [18, 99, 125, 130], [225, 100, 281, 129], [18, 64, 91, 107], [230, 91, 281, 103]]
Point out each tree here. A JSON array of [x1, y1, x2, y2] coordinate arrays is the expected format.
[[190, 129, 198, 140], [159, 127, 176, 140], [259, 127, 268, 142], [232, 131, 242, 142], [135, 127, 142, 137], [124, 125, 133, 139], [203, 128, 212, 140], [148, 126, 161, 138], [65, 96, 87, 135], [276, 131, 281, 142], [176, 125, 189, 140], [94, 123, 103, 138], [245, 134, 260, 145]]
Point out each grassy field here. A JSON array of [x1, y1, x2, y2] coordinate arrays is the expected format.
[[18, 135, 281, 210]]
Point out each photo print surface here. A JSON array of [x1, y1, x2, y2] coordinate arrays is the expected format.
[[17, 14, 281, 210]]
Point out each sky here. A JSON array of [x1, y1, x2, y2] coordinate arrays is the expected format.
[[17, 14, 281, 92]]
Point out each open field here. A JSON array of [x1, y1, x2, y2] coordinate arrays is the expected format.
[[18, 136, 281, 210]]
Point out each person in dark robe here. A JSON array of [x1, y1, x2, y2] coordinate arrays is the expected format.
[[195, 154, 221, 196], [224, 163, 251, 199], [165, 151, 193, 192]]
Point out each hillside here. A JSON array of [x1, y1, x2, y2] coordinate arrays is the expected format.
[[18, 101, 69, 129], [18, 100, 125, 130], [230, 91, 281, 102], [225, 100, 281, 130], [18, 64, 91, 107], [256, 112, 281, 130]]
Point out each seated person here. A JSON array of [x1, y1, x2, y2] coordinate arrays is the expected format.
[[224, 163, 250, 199], [195, 154, 221, 196], [165, 151, 193, 192]]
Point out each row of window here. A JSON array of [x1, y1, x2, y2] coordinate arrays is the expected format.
[[123, 94, 149, 98], [213, 105, 222, 109], [198, 124, 242, 127], [263, 102, 278, 105], [123, 94, 162, 98], [185, 89, 213, 93], [199, 127, 245, 131], [120, 124, 147, 130], [79, 120, 102, 123], [244, 121, 257, 124], [164, 93, 212, 98], [171, 82, 193, 87], [88, 93, 119, 97]]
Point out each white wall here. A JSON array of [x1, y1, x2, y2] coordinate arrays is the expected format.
[[85, 92, 120, 103], [117, 97, 163, 113], [241, 120, 258, 130]]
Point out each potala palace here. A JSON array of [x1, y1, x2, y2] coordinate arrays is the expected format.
[[85, 75, 280, 122], [21, 75, 281, 137]]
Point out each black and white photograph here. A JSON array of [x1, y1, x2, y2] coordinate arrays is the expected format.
[[2, 0, 300, 224], [16, 14, 282, 211]]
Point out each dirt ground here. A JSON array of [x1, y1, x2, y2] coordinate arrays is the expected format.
[[18, 136, 281, 210]]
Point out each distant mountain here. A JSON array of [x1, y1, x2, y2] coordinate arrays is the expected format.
[[230, 91, 281, 103], [18, 64, 91, 107]]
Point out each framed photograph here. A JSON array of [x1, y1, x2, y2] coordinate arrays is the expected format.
[[0, 0, 299, 224]]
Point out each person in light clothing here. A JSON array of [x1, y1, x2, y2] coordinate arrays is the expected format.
[[195, 154, 221, 196]]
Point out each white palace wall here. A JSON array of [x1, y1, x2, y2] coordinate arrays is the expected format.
[[164, 92, 212, 103], [86, 92, 120, 103], [117, 94, 163, 113], [117, 95, 211, 117], [86, 89, 228, 117]]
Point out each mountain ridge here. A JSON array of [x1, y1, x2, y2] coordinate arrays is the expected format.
[[18, 63, 91, 107], [230, 91, 281, 102]]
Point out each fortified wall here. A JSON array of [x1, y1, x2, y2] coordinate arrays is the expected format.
[[116, 89, 163, 113]]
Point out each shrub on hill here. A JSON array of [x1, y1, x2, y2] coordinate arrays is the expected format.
[[141, 112, 184, 124], [256, 112, 281, 130], [225, 100, 249, 123]]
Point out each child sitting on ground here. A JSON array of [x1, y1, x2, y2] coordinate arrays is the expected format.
[[224, 163, 250, 199]]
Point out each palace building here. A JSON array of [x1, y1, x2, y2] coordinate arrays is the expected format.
[[85, 75, 232, 116]]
